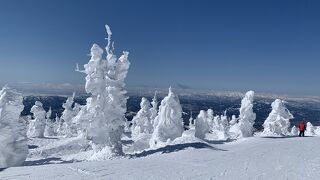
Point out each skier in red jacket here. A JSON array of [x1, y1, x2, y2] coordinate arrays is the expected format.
[[299, 121, 306, 137]]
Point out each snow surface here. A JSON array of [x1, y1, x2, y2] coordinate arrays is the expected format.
[[1, 135, 320, 179]]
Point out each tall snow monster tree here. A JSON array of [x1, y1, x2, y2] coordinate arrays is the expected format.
[[73, 25, 130, 155], [229, 91, 256, 138], [0, 86, 28, 168], [150, 87, 184, 147]]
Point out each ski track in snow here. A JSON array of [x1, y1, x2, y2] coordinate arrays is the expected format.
[[1, 136, 320, 180]]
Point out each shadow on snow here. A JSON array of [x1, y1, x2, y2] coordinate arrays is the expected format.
[[204, 139, 236, 144], [23, 157, 75, 167], [260, 135, 314, 139], [28, 145, 39, 149], [129, 142, 227, 158], [0, 157, 74, 172]]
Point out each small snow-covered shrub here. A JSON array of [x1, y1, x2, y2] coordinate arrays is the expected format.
[[131, 97, 153, 140]]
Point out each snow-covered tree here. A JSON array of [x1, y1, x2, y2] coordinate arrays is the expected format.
[[205, 109, 229, 140], [188, 111, 194, 130], [150, 92, 158, 126], [306, 122, 316, 136], [215, 115, 229, 140], [194, 110, 210, 139], [262, 99, 293, 136], [150, 87, 184, 147], [291, 126, 298, 136], [131, 97, 153, 140], [229, 91, 256, 138], [73, 25, 130, 155], [229, 115, 237, 126], [55, 114, 64, 136], [0, 86, 28, 168], [61, 93, 80, 137], [27, 101, 46, 138], [44, 107, 56, 136]]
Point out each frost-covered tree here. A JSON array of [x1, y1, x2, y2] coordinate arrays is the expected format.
[[229, 115, 237, 126], [131, 97, 153, 140], [28, 101, 46, 138], [0, 86, 28, 168], [150, 88, 184, 147], [205, 109, 229, 140], [188, 111, 195, 130], [291, 126, 298, 136], [46, 106, 52, 119], [73, 25, 130, 155], [262, 99, 293, 136], [306, 122, 316, 136], [229, 91, 256, 138], [44, 107, 56, 136], [150, 92, 158, 126], [55, 114, 64, 136], [194, 110, 210, 139], [215, 115, 229, 140], [61, 93, 80, 137]]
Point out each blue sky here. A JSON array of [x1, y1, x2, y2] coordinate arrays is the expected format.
[[0, 0, 319, 96]]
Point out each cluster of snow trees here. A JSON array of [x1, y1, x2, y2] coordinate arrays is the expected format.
[[26, 93, 81, 139], [193, 91, 256, 140]]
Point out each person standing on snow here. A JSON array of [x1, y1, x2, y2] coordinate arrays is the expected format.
[[299, 121, 306, 137]]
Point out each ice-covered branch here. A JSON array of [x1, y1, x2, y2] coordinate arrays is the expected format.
[[105, 24, 113, 55], [75, 63, 85, 73]]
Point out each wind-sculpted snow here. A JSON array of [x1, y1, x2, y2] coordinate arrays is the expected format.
[[0, 86, 28, 168], [262, 99, 294, 136], [230, 91, 256, 138], [72, 25, 130, 156], [150, 88, 184, 148]]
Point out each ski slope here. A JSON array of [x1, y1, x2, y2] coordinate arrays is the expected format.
[[1, 136, 320, 180]]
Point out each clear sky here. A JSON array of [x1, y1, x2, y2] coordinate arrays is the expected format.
[[0, 0, 319, 96]]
